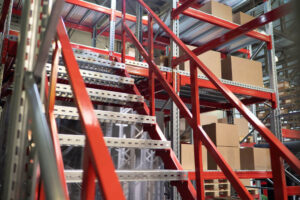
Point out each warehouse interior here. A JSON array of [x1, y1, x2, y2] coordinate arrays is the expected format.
[[0, 0, 299, 199]]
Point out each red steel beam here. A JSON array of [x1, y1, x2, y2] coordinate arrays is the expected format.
[[173, 2, 292, 66], [282, 129, 300, 139], [57, 18, 125, 199], [181, 8, 270, 43], [65, 0, 147, 25], [124, 22, 252, 200], [135, 0, 300, 175], [190, 60, 205, 199], [0, 0, 11, 33], [270, 148, 287, 200], [171, 0, 197, 19], [287, 186, 300, 196], [148, 15, 155, 116], [188, 171, 273, 180]]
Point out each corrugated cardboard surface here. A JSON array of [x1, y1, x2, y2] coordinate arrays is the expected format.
[[127, 47, 135, 57], [179, 45, 222, 78], [181, 144, 207, 170], [218, 118, 249, 139], [278, 81, 290, 91], [221, 56, 264, 87], [207, 146, 240, 170], [203, 123, 239, 147], [240, 148, 271, 170], [233, 12, 254, 25], [199, 0, 232, 22]]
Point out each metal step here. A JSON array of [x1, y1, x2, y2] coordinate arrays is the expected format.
[[58, 134, 170, 149], [56, 83, 144, 104], [46, 63, 134, 86], [73, 49, 125, 70], [65, 169, 188, 183], [54, 105, 156, 124]]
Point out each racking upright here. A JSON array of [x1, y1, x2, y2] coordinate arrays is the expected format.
[[0, 0, 300, 199]]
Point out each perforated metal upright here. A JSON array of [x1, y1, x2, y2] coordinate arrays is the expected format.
[[170, 0, 181, 199]]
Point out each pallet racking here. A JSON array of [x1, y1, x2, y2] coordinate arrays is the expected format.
[[0, 0, 299, 199]]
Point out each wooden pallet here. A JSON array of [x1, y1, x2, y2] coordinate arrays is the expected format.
[[204, 179, 231, 198]]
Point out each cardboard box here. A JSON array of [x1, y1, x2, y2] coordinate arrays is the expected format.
[[155, 55, 169, 67], [240, 147, 271, 170], [207, 146, 240, 170], [127, 47, 135, 57], [181, 144, 207, 170], [201, 114, 218, 126], [203, 123, 239, 147], [199, 0, 232, 22], [278, 81, 290, 91], [222, 56, 264, 87], [218, 118, 249, 139], [179, 45, 222, 78], [233, 12, 254, 25]]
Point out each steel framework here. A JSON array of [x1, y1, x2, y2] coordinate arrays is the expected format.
[[0, 0, 299, 199]]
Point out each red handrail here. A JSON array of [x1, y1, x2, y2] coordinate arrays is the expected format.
[[56, 18, 125, 200]]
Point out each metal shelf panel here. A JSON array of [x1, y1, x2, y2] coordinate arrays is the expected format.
[[64, 169, 188, 183], [55, 83, 144, 104], [46, 63, 134, 86], [54, 105, 156, 124], [58, 134, 171, 149]]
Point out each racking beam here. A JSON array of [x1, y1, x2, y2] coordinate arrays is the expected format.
[[282, 129, 300, 139], [65, 0, 148, 25]]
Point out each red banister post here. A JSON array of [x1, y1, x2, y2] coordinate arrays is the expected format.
[[135, 0, 300, 176], [46, 41, 70, 199], [123, 22, 252, 200], [270, 147, 288, 200], [81, 147, 96, 199], [121, 0, 126, 63], [190, 60, 205, 199], [57, 18, 125, 200], [148, 14, 155, 116]]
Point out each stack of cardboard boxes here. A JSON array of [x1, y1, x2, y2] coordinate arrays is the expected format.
[[180, 0, 264, 87], [154, 1, 265, 88], [204, 122, 240, 170], [180, 118, 271, 171]]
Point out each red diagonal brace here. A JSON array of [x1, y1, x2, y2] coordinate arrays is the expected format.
[[124, 22, 252, 200], [136, 0, 300, 175], [172, 2, 292, 66], [57, 18, 125, 200], [171, 0, 197, 19]]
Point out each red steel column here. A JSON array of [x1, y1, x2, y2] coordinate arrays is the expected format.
[[81, 147, 96, 199], [148, 14, 155, 116], [121, 0, 126, 63], [190, 60, 205, 199], [270, 147, 287, 200]]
